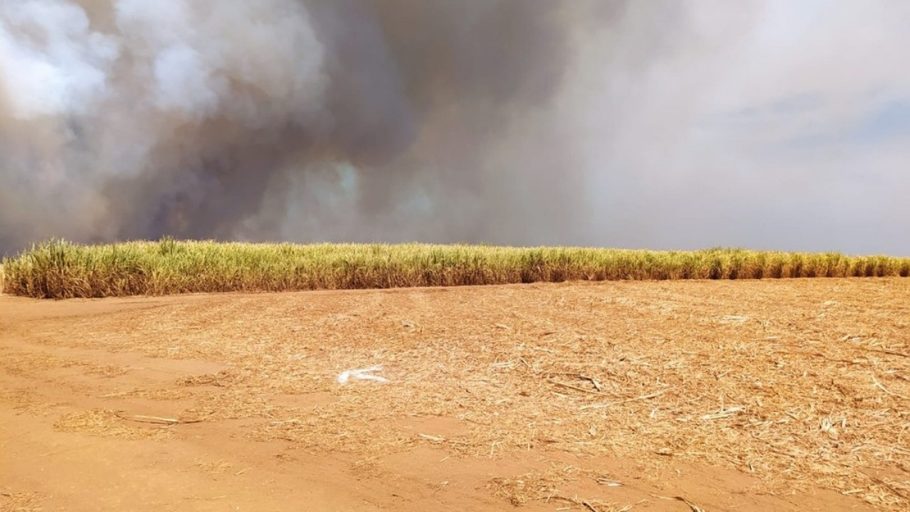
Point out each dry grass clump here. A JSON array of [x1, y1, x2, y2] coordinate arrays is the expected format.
[[3, 239, 909, 298]]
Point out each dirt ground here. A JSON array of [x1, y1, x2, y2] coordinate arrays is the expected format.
[[2, 279, 908, 511]]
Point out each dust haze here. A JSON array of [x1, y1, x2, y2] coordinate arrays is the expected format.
[[2, 0, 909, 256]]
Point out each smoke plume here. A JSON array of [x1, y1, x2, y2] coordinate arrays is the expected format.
[[3, 1, 910, 256], [0, 0, 610, 254]]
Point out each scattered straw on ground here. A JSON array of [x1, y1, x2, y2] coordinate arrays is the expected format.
[[54, 409, 174, 440], [8, 278, 910, 509], [0, 490, 45, 512]]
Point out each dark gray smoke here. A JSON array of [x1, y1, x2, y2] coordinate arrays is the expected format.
[[0, 0, 613, 254], [5, 1, 910, 256]]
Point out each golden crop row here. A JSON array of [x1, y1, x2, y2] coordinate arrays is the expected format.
[[3, 239, 908, 298]]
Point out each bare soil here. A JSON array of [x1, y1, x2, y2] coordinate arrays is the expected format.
[[2, 279, 908, 511]]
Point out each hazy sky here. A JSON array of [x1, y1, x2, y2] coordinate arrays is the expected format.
[[1, 1, 908, 255], [566, 0, 910, 255]]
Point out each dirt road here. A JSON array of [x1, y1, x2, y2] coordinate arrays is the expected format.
[[2, 279, 908, 511]]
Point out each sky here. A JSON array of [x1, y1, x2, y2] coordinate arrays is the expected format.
[[568, 0, 910, 255], [1, 0, 908, 256]]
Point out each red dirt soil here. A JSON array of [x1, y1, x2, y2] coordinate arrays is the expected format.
[[1, 279, 908, 511]]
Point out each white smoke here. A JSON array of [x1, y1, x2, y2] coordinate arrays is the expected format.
[[113, 0, 327, 123], [0, 0, 336, 249], [0, 1, 117, 118]]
